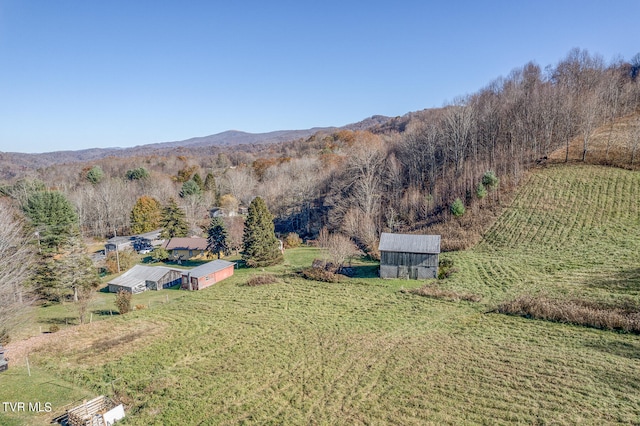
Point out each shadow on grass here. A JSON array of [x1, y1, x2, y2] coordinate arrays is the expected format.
[[585, 340, 640, 360], [92, 309, 120, 317], [40, 316, 78, 325], [586, 268, 640, 295], [344, 264, 379, 279]]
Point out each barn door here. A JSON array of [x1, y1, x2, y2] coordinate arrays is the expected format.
[[398, 266, 409, 279], [409, 267, 418, 280]]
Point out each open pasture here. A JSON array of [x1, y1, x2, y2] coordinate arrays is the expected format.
[[3, 165, 640, 425]]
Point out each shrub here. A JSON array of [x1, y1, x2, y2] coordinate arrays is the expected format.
[[476, 182, 487, 199], [115, 290, 132, 315], [450, 198, 465, 217], [49, 324, 60, 333], [438, 258, 458, 279], [152, 247, 170, 262], [300, 267, 344, 283], [246, 274, 279, 287], [0, 329, 10, 345], [283, 232, 302, 249], [482, 170, 499, 189]]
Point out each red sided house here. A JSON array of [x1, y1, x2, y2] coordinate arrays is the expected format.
[[181, 260, 235, 291]]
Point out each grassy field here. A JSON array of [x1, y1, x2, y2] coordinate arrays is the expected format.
[[446, 164, 640, 304], [2, 164, 639, 425]]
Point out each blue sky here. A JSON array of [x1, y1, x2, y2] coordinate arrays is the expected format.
[[0, 1, 638, 154]]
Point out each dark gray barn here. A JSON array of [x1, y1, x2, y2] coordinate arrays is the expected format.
[[378, 233, 441, 279]]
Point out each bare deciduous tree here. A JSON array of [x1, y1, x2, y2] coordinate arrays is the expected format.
[[0, 201, 35, 341]]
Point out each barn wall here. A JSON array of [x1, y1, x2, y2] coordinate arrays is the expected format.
[[380, 251, 438, 268], [380, 251, 439, 279], [181, 275, 191, 290], [153, 270, 182, 290], [213, 265, 234, 283], [108, 283, 145, 294]]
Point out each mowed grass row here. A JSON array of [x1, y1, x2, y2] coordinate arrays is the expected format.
[[9, 164, 640, 424], [27, 272, 640, 425], [447, 164, 640, 303]]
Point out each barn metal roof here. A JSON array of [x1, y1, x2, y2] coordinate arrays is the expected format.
[[108, 265, 184, 288], [378, 233, 441, 254], [186, 260, 235, 278]]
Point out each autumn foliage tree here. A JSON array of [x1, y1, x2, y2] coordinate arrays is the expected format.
[[130, 196, 162, 234], [242, 197, 283, 267]]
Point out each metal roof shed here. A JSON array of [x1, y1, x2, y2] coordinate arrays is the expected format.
[[378, 233, 441, 279], [181, 260, 235, 291], [107, 265, 184, 293]]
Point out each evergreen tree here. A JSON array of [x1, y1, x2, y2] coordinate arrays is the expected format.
[[125, 167, 150, 181], [241, 197, 283, 267], [86, 166, 104, 184], [475, 182, 487, 199], [58, 236, 100, 302], [160, 198, 189, 239], [180, 180, 202, 198], [204, 172, 216, 192], [23, 190, 78, 252], [193, 173, 205, 191], [130, 196, 162, 234], [450, 198, 466, 217], [207, 216, 229, 259]]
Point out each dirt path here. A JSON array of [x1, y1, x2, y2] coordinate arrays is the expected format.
[[5, 327, 82, 365]]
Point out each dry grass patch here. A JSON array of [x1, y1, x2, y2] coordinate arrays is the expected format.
[[405, 283, 482, 302], [9, 319, 167, 367], [548, 112, 640, 169], [497, 294, 640, 333], [245, 274, 279, 286]]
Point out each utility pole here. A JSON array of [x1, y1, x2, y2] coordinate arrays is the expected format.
[[113, 227, 120, 273]]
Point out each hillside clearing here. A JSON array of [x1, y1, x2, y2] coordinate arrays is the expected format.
[[3, 165, 640, 425]]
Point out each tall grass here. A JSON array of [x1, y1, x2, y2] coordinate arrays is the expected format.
[[497, 294, 640, 333]]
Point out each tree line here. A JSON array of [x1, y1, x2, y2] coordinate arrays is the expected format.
[[1, 48, 640, 337]]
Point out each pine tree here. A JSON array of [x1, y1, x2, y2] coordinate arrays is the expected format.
[[130, 196, 162, 234], [160, 198, 189, 239], [125, 167, 150, 181], [207, 216, 229, 259], [193, 173, 205, 191], [241, 197, 283, 267], [86, 166, 104, 184], [180, 180, 202, 198], [23, 190, 78, 252], [204, 172, 216, 192], [58, 236, 100, 302]]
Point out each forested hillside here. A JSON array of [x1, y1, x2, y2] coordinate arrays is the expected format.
[[2, 48, 640, 255]]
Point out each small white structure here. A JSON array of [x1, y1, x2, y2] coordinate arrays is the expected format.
[[67, 395, 124, 426]]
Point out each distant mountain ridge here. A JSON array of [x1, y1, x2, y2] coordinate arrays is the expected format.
[[0, 114, 404, 173]]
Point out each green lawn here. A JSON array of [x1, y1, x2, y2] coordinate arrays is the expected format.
[[445, 164, 640, 305], [3, 164, 640, 425]]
